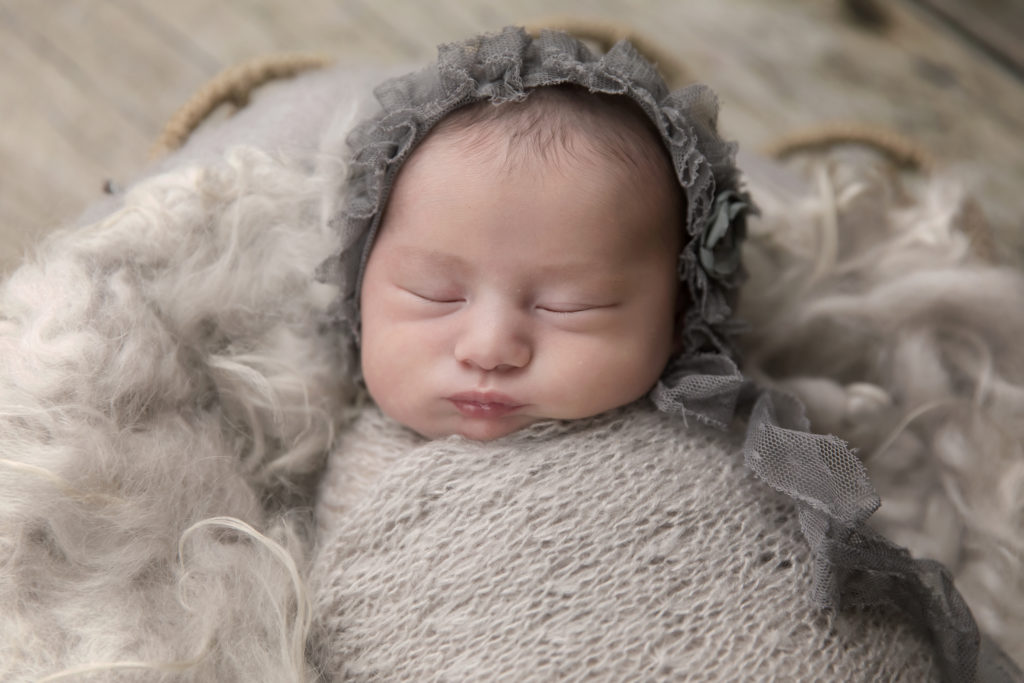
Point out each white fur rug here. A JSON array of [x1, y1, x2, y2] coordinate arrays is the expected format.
[[741, 151, 1024, 660], [0, 148, 344, 681]]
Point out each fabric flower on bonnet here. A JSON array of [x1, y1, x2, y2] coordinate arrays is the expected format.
[[700, 188, 749, 282]]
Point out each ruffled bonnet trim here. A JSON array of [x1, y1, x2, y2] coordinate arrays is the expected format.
[[318, 26, 1014, 682], [321, 26, 747, 356]]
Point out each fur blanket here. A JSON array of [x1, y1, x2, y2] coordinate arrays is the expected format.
[[740, 152, 1024, 662], [0, 147, 342, 681], [0, 63, 1021, 680]]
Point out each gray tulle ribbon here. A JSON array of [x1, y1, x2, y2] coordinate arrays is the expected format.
[[651, 354, 1022, 683]]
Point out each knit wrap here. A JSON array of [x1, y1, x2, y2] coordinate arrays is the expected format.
[[311, 403, 941, 681]]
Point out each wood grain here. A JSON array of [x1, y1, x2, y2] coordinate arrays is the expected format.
[[911, 0, 1024, 78], [1, 0, 1021, 271]]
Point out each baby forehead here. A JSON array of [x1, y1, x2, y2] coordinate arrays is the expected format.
[[390, 136, 680, 233], [422, 86, 678, 176], [390, 91, 685, 225], [374, 87, 686, 263], [379, 147, 682, 268]]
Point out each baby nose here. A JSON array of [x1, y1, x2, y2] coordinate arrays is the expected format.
[[454, 305, 532, 372]]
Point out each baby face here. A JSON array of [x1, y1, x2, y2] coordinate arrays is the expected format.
[[359, 130, 681, 441]]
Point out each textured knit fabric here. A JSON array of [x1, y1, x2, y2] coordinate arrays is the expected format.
[[311, 402, 940, 681]]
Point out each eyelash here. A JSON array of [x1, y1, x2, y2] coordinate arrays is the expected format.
[[536, 304, 599, 314], [403, 288, 463, 304], [416, 295, 463, 305]]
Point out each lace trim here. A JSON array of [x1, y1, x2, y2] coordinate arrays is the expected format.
[[650, 356, 1016, 683]]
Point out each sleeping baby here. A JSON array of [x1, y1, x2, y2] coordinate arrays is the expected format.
[[5, 21, 1023, 683], [310, 27, 1012, 682]]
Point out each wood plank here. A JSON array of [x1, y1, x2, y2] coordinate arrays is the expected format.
[[125, 0, 417, 70], [629, 0, 1024, 258], [337, 0, 434, 60], [0, 11, 128, 270], [344, 0, 487, 48], [0, 14, 129, 173], [8, 0, 208, 134], [911, 0, 1024, 78], [1, 0, 1021, 271], [130, 0, 304, 63], [107, 0, 222, 73]]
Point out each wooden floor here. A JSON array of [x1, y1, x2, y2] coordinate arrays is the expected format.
[[1, 0, 1022, 270]]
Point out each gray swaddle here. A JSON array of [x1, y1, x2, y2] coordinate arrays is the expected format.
[[311, 402, 940, 681]]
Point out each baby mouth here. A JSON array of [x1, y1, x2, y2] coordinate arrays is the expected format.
[[447, 392, 524, 418]]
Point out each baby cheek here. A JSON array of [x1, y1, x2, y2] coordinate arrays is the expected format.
[[609, 318, 675, 391], [541, 332, 658, 413], [360, 313, 414, 393], [361, 313, 449, 394], [607, 340, 669, 398], [359, 336, 396, 407]]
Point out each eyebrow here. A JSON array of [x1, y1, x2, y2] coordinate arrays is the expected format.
[[386, 244, 629, 281], [385, 245, 471, 274]]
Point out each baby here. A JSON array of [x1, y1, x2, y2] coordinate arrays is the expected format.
[[316, 85, 691, 549], [312, 27, 1000, 682]]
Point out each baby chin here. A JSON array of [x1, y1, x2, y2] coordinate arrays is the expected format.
[[439, 411, 539, 442], [415, 399, 542, 441]]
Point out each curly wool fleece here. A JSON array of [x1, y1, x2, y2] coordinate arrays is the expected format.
[[739, 155, 1024, 664], [0, 147, 343, 682]]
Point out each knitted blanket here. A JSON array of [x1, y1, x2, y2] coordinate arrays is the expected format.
[[311, 403, 939, 681]]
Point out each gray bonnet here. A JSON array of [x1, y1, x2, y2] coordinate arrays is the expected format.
[[319, 26, 1010, 683], [324, 26, 749, 357]]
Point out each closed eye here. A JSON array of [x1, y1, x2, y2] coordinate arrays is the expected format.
[[400, 286, 464, 304], [536, 303, 617, 314]]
